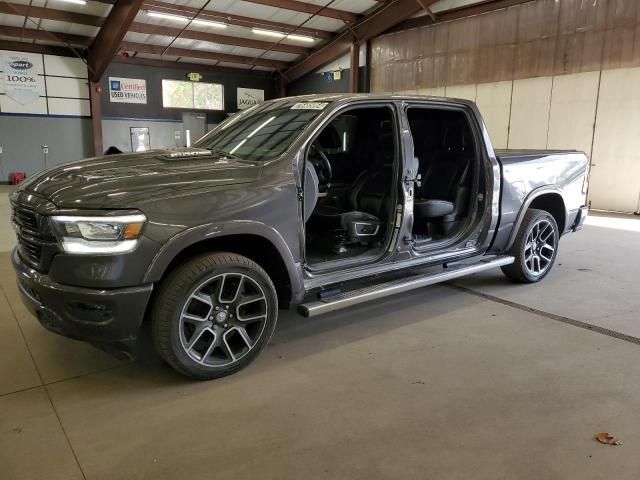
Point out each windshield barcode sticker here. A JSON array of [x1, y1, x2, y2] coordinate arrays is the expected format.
[[291, 102, 329, 110]]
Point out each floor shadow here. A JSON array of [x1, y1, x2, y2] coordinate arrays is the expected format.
[[114, 284, 487, 389]]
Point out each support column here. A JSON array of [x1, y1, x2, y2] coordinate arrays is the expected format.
[[350, 42, 359, 93], [89, 81, 103, 156]]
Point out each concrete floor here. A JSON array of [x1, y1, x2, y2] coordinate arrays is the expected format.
[[2, 183, 640, 479]]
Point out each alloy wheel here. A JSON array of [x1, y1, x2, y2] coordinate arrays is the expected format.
[[178, 273, 268, 367], [523, 219, 556, 277]]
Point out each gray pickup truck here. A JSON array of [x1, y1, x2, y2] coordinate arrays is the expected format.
[[11, 94, 589, 379]]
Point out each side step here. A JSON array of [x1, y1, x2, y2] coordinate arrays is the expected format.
[[298, 255, 514, 317]]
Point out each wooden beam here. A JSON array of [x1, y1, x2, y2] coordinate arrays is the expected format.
[[0, 39, 82, 57], [128, 22, 308, 56], [0, 25, 93, 46], [89, 82, 103, 156], [242, 0, 358, 23], [112, 55, 275, 77], [283, 0, 431, 84], [88, 0, 145, 82], [350, 43, 359, 93], [142, 0, 333, 40], [120, 41, 290, 70]]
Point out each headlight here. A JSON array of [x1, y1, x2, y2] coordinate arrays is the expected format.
[[50, 213, 146, 254]]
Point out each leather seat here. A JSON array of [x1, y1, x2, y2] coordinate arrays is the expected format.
[[414, 124, 471, 220], [314, 166, 390, 244], [313, 123, 393, 246], [415, 198, 454, 218]]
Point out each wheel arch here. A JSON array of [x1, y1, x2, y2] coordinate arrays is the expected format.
[[144, 222, 304, 308], [506, 187, 567, 251]]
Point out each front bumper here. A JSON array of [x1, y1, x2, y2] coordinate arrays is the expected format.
[[12, 247, 153, 357]]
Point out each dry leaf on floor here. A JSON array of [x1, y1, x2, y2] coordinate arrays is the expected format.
[[595, 432, 622, 446]]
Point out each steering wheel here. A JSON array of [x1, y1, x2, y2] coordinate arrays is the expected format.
[[309, 142, 333, 192]]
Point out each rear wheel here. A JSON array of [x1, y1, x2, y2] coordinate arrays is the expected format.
[[152, 253, 278, 380], [501, 208, 559, 283]]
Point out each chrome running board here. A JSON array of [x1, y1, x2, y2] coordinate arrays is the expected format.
[[298, 255, 514, 317]]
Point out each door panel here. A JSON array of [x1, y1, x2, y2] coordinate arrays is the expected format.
[[508, 76, 552, 149], [589, 67, 640, 213]]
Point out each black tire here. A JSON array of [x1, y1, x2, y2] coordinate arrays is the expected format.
[[152, 252, 278, 380], [501, 208, 559, 283]]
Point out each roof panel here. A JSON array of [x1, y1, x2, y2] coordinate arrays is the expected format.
[[134, 52, 180, 61], [228, 45, 266, 57], [123, 31, 174, 46], [259, 50, 299, 62], [302, 16, 345, 32], [225, 2, 284, 21], [180, 0, 209, 8], [0, 13, 26, 28], [171, 37, 237, 53], [261, 9, 310, 25], [37, 19, 99, 37], [331, 0, 378, 14], [205, 0, 236, 10], [42, 0, 111, 16]]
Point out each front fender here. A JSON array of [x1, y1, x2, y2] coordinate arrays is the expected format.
[[143, 220, 305, 303]]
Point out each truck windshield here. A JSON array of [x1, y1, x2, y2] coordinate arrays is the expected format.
[[194, 102, 327, 161]]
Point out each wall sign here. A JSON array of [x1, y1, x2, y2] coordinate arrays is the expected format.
[[187, 72, 202, 82], [109, 77, 147, 104], [2, 53, 41, 105], [237, 87, 264, 110]]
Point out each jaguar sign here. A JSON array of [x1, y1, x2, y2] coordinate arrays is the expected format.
[[2, 53, 41, 105], [237, 87, 264, 110]]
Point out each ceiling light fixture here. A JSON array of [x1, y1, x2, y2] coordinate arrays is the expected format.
[[252, 28, 286, 39], [252, 28, 315, 43], [286, 34, 315, 43], [191, 18, 227, 29], [147, 11, 190, 23], [56, 0, 88, 5]]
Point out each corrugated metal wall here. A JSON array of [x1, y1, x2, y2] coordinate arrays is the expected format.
[[371, 0, 640, 92], [370, 0, 640, 213]]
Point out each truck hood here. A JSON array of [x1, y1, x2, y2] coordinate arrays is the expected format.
[[21, 149, 263, 208]]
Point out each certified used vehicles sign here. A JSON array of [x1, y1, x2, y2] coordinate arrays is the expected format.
[[109, 77, 147, 104]]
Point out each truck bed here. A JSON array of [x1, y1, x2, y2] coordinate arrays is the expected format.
[[494, 148, 580, 162]]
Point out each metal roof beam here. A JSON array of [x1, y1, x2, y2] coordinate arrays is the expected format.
[[242, 0, 358, 23], [283, 0, 434, 84], [121, 41, 290, 69], [88, 0, 145, 81], [142, 0, 333, 40]]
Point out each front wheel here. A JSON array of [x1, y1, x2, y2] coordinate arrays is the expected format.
[[152, 253, 278, 380], [501, 208, 559, 283]]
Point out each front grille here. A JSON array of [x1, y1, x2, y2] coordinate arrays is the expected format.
[[11, 201, 58, 272], [14, 207, 39, 231]]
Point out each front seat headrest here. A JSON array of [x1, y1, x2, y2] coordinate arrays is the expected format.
[[317, 124, 341, 155]]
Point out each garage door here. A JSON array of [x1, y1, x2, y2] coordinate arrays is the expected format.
[[589, 67, 640, 213]]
